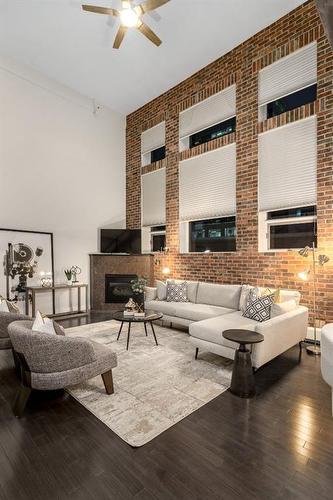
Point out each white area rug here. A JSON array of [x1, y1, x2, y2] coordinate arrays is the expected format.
[[67, 320, 232, 447]]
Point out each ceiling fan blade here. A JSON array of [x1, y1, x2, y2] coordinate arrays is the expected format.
[[137, 22, 161, 46], [113, 25, 128, 48], [82, 5, 119, 16], [134, 0, 169, 16]]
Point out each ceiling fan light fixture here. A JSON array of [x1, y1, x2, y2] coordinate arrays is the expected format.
[[120, 7, 139, 27]]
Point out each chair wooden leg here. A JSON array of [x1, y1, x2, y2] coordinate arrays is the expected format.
[[12, 350, 21, 380], [13, 385, 32, 418], [101, 370, 114, 395], [298, 341, 303, 363]]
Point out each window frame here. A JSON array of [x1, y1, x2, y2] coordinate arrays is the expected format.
[[179, 115, 236, 152], [179, 216, 237, 254], [259, 83, 317, 122], [258, 207, 317, 252]]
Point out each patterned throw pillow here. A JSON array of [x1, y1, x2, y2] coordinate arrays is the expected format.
[[242, 294, 274, 322], [166, 282, 188, 302]]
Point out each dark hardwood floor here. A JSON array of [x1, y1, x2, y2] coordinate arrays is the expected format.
[[1, 313, 333, 500]]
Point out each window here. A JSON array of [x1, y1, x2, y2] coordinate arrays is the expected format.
[[179, 85, 236, 151], [258, 43, 317, 121], [150, 146, 165, 163], [141, 122, 165, 166], [151, 225, 166, 252], [141, 169, 166, 227], [266, 84, 317, 119], [189, 217, 236, 253], [189, 117, 236, 149], [260, 206, 317, 251]]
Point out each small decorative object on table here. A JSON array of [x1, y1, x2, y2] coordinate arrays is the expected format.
[[124, 298, 137, 316], [64, 268, 72, 285], [40, 272, 53, 288], [71, 265, 81, 284], [131, 276, 147, 311], [134, 303, 145, 318]]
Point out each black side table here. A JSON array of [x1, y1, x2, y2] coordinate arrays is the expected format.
[[223, 329, 264, 398]]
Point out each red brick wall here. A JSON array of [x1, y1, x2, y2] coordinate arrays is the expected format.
[[126, 0, 333, 325]]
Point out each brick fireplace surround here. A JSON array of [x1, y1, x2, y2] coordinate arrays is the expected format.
[[126, 0, 333, 325]]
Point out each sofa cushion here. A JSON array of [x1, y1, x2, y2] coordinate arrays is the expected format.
[[196, 283, 242, 309], [173, 303, 235, 322], [279, 289, 301, 305], [168, 279, 199, 303], [156, 280, 167, 301], [189, 311, 258, 349], [145, 300, 178, 317], [271, 299, 297, 318]]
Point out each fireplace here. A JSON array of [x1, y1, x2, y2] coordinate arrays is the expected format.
[[105, 274, 137, 304]]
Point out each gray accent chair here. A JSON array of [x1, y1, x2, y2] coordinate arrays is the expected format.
[[8, 320, 117, 417]]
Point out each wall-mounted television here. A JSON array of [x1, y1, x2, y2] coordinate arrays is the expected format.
[[100, 229, 141, 254]]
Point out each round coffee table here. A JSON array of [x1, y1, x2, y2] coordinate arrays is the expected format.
[[222, 329, 264, 398], [113, 310, 163, 350]]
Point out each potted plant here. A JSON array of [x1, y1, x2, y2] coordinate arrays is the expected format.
[[131, 276, 147, 311], [64, 268, 72, 285]]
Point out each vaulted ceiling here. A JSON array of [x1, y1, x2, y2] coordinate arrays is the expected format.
[[0, 0, 307, 114]]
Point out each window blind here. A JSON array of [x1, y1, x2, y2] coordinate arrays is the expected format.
[[258, 116, 317, 212], [179, 143, 236, 221], [141, 121, 165, 154], [141, 168, 166, 227], [258, 42, 317, 106], [179, 85, 236, 139]]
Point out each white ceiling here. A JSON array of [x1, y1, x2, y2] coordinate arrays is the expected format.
[[0, 0, 307, 115]]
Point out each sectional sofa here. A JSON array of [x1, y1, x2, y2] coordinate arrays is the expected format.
[[145, 280, 308, 369]]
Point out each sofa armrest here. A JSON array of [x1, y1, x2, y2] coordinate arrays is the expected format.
[[252, 306, 308, 368], [145, 286, 157, 302], [0, 312, 31, 338]]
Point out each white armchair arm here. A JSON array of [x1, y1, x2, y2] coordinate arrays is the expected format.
[[145, 286, 157, 302], [252, 306, 308, 368]]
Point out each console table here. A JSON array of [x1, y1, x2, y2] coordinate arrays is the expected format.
[[25, 283, 88, 319]]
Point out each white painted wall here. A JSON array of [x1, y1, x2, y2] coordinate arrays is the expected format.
[[0, 56, 126, 314]]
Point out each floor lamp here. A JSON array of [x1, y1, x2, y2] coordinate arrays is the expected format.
[[298, 242, 329, 355]]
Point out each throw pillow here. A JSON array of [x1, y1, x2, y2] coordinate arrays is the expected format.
[[168, 279, 198, 303], [144, 286, 157, 302], [242, 294, 274, 322], [53, 321, 66, 336], [0, 297, 20, 313], [261, 287, 281, 303], [0, 300, 10, 312], [156, 280, 167, 301], [166, 282, 188, 302], [32, 311, 56, 335], [239, 285, 253, 312], [271, 299, 297, 318]]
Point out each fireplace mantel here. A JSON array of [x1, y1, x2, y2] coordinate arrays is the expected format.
[[89, 254, 154, 311]]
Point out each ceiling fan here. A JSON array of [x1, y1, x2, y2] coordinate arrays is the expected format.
[[82, 0, 170, 49]]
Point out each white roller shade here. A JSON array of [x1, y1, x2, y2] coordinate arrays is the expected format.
[[141, 121, 165, 154], [141, 168, 166, 226], [179, 85, 236, 139], [179, 144, 236, 221], [258, 42, 317, 106], [258, 116, 317, 212]]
